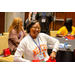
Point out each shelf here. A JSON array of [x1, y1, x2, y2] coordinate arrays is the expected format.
[[54, 19, 64, 22]]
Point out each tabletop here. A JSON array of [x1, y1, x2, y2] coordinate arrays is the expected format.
[[55, 37, 75, 51], [47, 37, 75, 62], [48, 37, 75, 52]]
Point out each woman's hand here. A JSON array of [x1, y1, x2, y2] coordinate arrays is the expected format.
[[50, 51, 56, 60], [67, 34, 71, 36], [71, 33, 75, 37]]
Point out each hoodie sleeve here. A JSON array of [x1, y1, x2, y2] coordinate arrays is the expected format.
[[41, 33, 60, 52]]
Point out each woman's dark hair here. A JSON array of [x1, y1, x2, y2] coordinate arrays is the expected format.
[[63, 18, 73, 32], [26, 20, 38, 33]]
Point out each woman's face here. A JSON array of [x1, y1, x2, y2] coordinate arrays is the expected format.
[[30, 22, 41, 39]]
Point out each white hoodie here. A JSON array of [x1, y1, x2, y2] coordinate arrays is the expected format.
[[14, 33, 60, 62]]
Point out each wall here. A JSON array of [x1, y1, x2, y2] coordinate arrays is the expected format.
[[25, 12, 29, 21], [53, 12, 75, 30], [17, 12, 25, 26], [5, 12, 25, 32], [53, 12, 65, 30], [4, 12, 75, 32]]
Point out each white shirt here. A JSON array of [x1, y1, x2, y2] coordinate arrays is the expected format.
[[14, 33, 60, 62]]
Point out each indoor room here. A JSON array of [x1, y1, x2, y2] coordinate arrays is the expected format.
[[0, 12, 75, 62]]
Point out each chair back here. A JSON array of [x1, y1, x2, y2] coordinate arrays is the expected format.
[[0, 36, 8, 54], [50, 30, 58, 37]]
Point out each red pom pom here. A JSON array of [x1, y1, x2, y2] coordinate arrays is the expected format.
[[46, 56, 56, 62], [32, 59, 40, 62]]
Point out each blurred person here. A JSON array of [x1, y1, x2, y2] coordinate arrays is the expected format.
[[35, 12, 53, 35], [56, 18, 75, 37], [24, 12, 37, 30], [28, 12, 37, 21], [14, 20, 60, 62], [8, 17, 27, 54]]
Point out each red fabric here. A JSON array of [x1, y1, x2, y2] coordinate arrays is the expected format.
[[34, 12, 37, 13], [3, 48, 11, 57], [66, 36, 74, 40], [46, 56, 56, 62], [32, 56, 56, 62], [32, 59, 40, 62]]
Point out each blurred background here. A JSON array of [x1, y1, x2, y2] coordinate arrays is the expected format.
[[0, 12, 75, 33]]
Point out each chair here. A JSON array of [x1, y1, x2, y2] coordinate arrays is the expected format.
[[0, 35, 14, 62], [0, 33, 3, 36], [0, 36, 8, 54], [3, 32, 9, 36], [0, 35, 24, 62], [50, 30, 58, 37], [0, 55, 14, 62]]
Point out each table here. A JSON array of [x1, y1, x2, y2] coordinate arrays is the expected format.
[[47, 37, 75, 62]]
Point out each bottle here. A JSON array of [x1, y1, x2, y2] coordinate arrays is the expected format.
[[64, 37, 68, 50]]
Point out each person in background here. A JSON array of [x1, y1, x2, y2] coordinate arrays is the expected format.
[[24, 12, 37, 30], [14, 20, 60, 62], [28, 12, 37, 21], [35, 12, 53, 35], [8, 17, 27, 54], [56, 18, 75, 37]]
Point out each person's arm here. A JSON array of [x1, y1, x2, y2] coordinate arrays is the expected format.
[[49, 37, 60, 60], [9, 29, 23, 45], [50, 21, 53, 30], [56, 34, 66, 37], [43, 33, 60, 60], [28, 12, 32, 21], [21, 28, 27, 37], [56, 26, 66, 37], [49, 36, 60, 60], [73, 33, 75, 37], [49, 12, 53, 30], [71, 26, 75, 37]]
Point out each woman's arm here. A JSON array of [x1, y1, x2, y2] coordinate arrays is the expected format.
[[28, 12, 32, 21], [21, 28, 27, 37], [9, 29, 24, 45], [56, 34, 66, 37], [56, 26, 66, 37], [48, 36, 60, 60], [43, 33, 60, 59]]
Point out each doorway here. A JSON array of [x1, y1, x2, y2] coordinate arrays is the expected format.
[[0, 12, 5, 33], [25, 12, 29, 21]]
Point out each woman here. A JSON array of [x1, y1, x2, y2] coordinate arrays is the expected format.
[[56, 18, 75, 37], [14, 20, 60, 62], [8, 17, 27, 54]]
